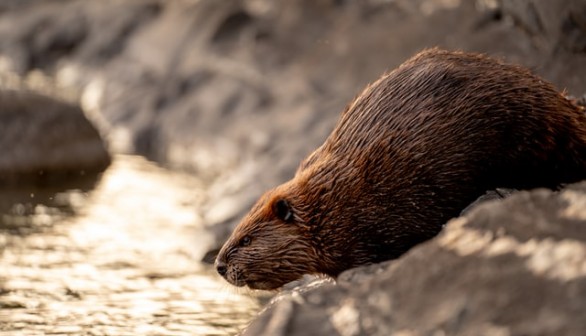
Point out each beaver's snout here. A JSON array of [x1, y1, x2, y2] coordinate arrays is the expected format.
[[215, 259, 227, 277], [214, 252, 246, 287]]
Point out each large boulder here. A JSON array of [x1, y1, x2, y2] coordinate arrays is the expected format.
[[243, 182, 586, 336], [0, 89, 111, 185]]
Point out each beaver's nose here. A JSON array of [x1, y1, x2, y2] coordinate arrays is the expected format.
[[216, 260, 227, 277]]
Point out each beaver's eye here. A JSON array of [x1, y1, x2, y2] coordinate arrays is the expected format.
[[240, 236, 251, 247], [273, 199, 293, 222]]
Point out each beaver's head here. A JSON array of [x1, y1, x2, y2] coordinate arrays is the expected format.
[[214, 181, 325, 290], [213, 150, 403, 290]]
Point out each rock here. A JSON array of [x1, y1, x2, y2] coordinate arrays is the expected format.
[[0, 0, 161, 75], [242, 182, 586, 336], [0, 89, 111, 185], [497, 0, 586, 92], [499, 0, 586, 52]]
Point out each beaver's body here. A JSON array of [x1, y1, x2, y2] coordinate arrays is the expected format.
[[216, 49, 586, 290]]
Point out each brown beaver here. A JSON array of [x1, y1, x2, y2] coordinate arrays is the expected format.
[[215, 49, 586, 290]]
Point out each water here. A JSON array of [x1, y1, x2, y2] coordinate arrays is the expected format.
[[0, 155, 260, 335]]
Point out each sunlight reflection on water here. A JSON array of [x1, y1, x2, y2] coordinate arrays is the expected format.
[[0, 155, 260, 336]]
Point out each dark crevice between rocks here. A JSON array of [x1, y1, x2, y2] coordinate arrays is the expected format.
[[211, 10, 254, 44], [16, 1, 163, 73], [154, 70, 214, 111], [561, 4, 586, 52], [134, 124, 162, 163], [473, 8, 504, 31], [85, 2, 162, 62], [220, 91, 243, 117], [25, 15, 88, 71]]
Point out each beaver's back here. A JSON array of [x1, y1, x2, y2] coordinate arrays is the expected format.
[[296, 49, 586, 269], [326, 49, 584, 184]]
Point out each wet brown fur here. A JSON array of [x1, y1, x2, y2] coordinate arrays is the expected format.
[[216, 49, 586, 290]]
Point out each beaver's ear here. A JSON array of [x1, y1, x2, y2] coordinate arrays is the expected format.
[[273, 199, 293, 222]]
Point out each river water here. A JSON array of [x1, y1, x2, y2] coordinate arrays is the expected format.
[[0, 155, 260, 335]]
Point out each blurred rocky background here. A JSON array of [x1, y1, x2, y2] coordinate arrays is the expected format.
[[2, 0, 586, 250], [0, 0, 585, 335]]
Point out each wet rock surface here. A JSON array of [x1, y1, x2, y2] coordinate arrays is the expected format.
[[244, 182, 586, 336]]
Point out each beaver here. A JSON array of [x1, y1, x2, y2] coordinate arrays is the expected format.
[[215, 49, 586, 290]]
